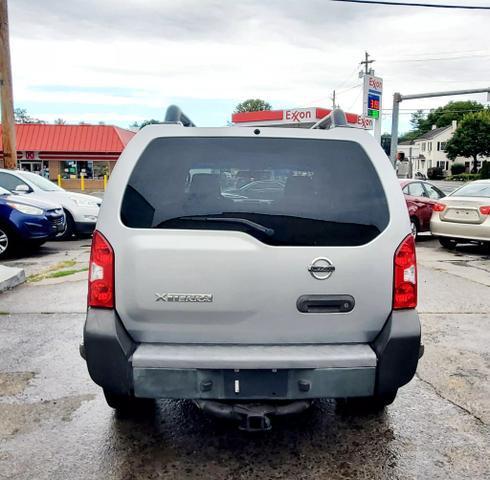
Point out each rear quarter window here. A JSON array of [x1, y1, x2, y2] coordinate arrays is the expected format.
[[121, 137, 389, 246]]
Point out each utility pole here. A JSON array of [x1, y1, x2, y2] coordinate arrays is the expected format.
[[360, 51, 375, 75], [331, 90, 336, 109], [389, 87, 490, 167], [0, 0, 17, 169]]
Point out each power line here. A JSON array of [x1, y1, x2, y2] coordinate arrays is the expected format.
[[332, 65, 361, 91], [347, 85, 364, 111], [387, 53, 490, 63], [336, 83, 362, 95], [330, 1, 490, 9], [395, 48, 490, 58], [383, 108, 487, 112]]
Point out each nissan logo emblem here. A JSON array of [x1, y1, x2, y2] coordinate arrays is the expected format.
[[308, 257, 335, 280]]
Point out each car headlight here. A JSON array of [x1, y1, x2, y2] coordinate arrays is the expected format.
[[69, 197, 100, 207], [7, 202, 44, 216]]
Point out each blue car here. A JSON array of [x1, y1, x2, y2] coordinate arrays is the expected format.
[[0, 186, 66, 258]]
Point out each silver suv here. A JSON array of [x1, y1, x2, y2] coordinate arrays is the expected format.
[[82, 110, 422, 430]]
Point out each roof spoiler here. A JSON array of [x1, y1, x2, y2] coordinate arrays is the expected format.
[[164, 105, 196, 127], [311, 108, 348, 130]]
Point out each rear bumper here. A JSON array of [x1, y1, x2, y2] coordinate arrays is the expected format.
[[83, 309, 421, 399], [431, 216, 490, 242]]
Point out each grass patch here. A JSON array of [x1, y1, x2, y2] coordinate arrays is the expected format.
[[27, 260, 87, 282], [48, 268, 88, 279]]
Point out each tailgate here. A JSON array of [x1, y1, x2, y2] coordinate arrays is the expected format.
[[115, 230, 394, 344]]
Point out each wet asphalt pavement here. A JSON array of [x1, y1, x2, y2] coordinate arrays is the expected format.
[[0, 237, 489, 479]]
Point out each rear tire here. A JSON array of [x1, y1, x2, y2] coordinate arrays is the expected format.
[[439, 237, 457, 250], [410, 218, 419, 240], [103, 389, 154, 413], [58, 210, 76, 240]]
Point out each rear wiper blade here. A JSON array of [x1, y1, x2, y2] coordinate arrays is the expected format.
[[159, 216, 275, 236]]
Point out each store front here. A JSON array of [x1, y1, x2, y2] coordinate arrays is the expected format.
[[1, 124, 134, 190]]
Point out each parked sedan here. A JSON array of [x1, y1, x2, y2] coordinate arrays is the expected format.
[[0, 186, 65, 258], [0, 169, 101, 239], [400, 180, 446, 238], [430, 179, 490, 249]]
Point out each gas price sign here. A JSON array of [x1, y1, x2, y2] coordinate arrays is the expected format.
[[363, 75, 383, 119]]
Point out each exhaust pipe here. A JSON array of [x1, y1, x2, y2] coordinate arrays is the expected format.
[[194, 400, 312, 432]]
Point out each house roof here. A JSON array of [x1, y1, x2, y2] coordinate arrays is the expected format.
[[414, 125, 451, 142], [0, 124, 135, 153]]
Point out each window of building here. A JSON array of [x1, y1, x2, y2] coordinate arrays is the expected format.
[[93, 161, 110, 179], [421, 143, 426, 152], [61, 160, 94, 179], [428, 142, 432, 152]]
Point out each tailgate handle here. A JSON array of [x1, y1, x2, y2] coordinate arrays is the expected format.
[[297, 295, 355, 313]]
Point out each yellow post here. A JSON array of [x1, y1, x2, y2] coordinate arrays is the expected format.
[[103, 174, 107, 191], [80, 174, 85, 191], [57, 174, 61, 187]]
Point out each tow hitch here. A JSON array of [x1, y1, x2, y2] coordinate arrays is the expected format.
[[194, 400, 312, 432]]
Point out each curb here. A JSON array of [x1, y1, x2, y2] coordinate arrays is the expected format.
[[0, 265, 26, 293]]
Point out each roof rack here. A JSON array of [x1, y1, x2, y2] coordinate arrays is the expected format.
[[310, 108, 348, 130], [164, 105, 196, 127]]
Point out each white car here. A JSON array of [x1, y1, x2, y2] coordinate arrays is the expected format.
[[430, 179, 490, 249], [0, 169, 101, 239]]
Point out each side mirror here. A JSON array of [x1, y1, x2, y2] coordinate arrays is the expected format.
[[14, 184, 31, 193]]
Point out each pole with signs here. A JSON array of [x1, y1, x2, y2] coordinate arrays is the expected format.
[[363, 74, 383, 143]]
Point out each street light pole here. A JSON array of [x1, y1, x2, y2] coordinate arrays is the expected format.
[[389, 87, 490, 167], [0, 0, 17, 170]]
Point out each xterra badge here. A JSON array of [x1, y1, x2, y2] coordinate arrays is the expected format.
[[155, 293, 213, 303]]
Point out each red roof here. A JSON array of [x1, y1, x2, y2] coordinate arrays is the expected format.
[[0, 124, 135, 153]]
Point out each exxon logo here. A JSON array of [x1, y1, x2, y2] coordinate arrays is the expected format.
[[285, 110, 312, 122]]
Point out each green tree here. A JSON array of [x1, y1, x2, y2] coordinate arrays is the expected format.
[[234, 99, 272, 113], [400, 101, 486, 142], [130, 119, 161, 129], [14, 108, 45, 124], [445, 110, 490, 173], [54, 118, 66, 125], [480, 160, 490, 179]]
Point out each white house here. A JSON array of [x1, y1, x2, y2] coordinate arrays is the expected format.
[[397, 120, 488, 177]]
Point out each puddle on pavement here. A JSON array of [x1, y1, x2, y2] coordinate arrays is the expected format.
[[0, 372, 36, 396], [0, 394, 95, 438]]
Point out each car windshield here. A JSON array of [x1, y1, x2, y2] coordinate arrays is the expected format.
[[451, 182, 490, 198], [120, 137, 390, 247], [20, 172, 63, 192]]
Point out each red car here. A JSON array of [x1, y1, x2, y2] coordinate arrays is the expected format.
[[399, 180, 446, 238]]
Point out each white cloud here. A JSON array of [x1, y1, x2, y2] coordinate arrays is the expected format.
[[7, 0, 490, 129]]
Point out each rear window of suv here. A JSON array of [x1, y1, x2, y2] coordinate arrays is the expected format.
[[121, 137, 389, 246]]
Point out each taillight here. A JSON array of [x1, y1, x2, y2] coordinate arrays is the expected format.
[[88, 230, 114, 309], [393, 234, 417, 310], [432, 203, 446, 212], [479, 205, 490, 215]]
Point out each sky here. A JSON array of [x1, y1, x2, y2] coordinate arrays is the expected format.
[[6, 0, 490, 134]]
